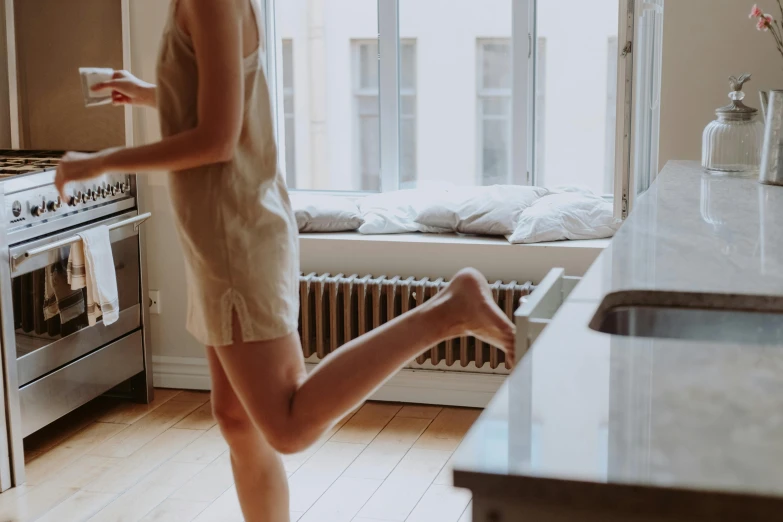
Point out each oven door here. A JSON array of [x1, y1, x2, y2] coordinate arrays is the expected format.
[[9, 210, 148, 389]]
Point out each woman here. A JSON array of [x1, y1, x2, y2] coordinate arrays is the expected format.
[[55, 0, 514, 519]]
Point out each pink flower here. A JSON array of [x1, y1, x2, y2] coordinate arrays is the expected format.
[[750, 4, 764, 18], [758, 14, 774, 30]]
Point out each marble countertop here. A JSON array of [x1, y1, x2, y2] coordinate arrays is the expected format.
[[453, 161, 783, 519]]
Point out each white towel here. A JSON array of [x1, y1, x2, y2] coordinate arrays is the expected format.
[[44, 261, 85, 324], [67, 226, 119, 326]]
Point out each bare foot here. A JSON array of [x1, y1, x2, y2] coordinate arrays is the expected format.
[[435, 268, 516, 364]]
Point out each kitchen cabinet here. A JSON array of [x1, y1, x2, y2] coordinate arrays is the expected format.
[[1, 0, 132, 150]]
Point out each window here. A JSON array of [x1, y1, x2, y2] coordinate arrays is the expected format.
[[353, 40, 417, 191], [270, 0, 663, 207], [477, 40, 513, 186], [282, 39, 296, 188]]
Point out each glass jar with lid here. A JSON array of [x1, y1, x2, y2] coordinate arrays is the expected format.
[[702, 74, 765, 175]]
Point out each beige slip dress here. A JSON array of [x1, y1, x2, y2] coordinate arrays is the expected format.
[[156, 0, 300, 347]]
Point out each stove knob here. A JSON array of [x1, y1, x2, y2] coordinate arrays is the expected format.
[[109, 186, 116, 196], [31, 205, 44, 217], [89, 190, 97, 201], [81, 192, 88, 204], [119, 183, 127, 194], [47, 198, 62, 212], [68, 195, 77, 207], [100, 188, 107, 199]]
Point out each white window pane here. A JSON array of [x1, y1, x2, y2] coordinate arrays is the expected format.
[[482, 119, 510, 185], [537, 0, 619, 194], [275, 1, 378, 190], [281, 39, 296, 188], [481, 42, 512, 90], [359, 42, 379, 90], [401, 42, 416, 91], [282, 40, 294, 89], [400, 0, 511, 188], [482, 98, 510, 117], [477, 37, 512, 185], [285, 116, 296, 187], [401, 95, 416, 116], [360, 115, 381, 190], [401, 117, 416, 187]]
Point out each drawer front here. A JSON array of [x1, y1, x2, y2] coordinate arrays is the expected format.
[[515, 268, 581, 357], [20, 330, 144, 437]]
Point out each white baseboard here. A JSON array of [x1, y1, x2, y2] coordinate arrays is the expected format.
[[152, 356, 505, 408]]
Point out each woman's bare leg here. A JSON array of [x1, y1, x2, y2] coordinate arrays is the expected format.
[[206, 347, 290, 522], [215, 268, 514, 454]]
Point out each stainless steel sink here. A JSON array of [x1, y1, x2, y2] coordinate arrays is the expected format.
[[590, 291, 783, 345]]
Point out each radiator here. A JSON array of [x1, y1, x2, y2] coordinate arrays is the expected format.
[[298, 273, 534, 374]]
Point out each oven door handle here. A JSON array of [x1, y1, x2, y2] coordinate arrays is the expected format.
[[13, 212, 152, 264]]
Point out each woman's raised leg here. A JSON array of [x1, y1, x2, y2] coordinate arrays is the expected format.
[[215, 268, 515, 454], [206, 347, 290, 522]]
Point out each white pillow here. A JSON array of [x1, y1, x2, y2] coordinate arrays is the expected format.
[[290, 194, 363, 233], [507, 193, 621, 244], [415, 185, 550, 236], [358, 189, 450, 234]]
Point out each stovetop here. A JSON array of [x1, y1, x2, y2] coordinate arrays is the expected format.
[[0, 150, 65, 178]]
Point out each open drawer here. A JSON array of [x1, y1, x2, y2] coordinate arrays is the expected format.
[[515, 268, 581, 358]]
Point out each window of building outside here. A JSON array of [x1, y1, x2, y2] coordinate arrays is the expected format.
[[273, 0, 660, 198], [351, 40, 417, 191], [477, 39, 512, 186]]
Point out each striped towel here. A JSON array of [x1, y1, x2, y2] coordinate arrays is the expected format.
[[68, 226, 119, 326], [44, 260, 85, 324]]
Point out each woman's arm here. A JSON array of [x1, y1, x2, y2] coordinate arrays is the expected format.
[[55, 0, 246, 198]]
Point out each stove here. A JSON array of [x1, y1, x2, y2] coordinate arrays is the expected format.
[[0, 150, 153, 488], [0, 150, 63, 177]]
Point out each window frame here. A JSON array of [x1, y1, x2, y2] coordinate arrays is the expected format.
[[266, 0, 648, 220]]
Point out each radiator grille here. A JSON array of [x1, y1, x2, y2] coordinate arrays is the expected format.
[[298, 273, 533, 372]]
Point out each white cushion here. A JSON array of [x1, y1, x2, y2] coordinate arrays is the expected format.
[[358, 189, 450, 234], [415, 185, 550, 236], [507, 192, 621, 244], [290, 194, 363, 233]]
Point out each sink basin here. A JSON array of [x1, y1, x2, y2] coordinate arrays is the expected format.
[[590, 291, 783, 345]]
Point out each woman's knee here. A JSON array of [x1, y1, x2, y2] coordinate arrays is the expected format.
[[212, 394, 255, 443], [263, 422, 315, 455]]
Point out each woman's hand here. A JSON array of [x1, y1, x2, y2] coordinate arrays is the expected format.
[[54, 150, 115, 200], [92, 70, 157, 108]]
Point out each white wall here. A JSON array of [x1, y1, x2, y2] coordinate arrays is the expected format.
[[659, 0, 783, 167]]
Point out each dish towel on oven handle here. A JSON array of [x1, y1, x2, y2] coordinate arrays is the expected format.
[[67, 226, 119, 326], [44, 260, 86, 324]]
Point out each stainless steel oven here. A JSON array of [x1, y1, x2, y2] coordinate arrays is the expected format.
[[0, 151, 152, 489]]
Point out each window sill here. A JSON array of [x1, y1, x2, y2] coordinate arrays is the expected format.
[[299, 232, 609, 282], [300, 231, 610, 248]]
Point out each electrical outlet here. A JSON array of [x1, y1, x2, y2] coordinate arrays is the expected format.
[[149, 290, 161, 314]]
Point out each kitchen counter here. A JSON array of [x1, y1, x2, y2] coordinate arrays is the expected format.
[[453, 161, 783, 522]]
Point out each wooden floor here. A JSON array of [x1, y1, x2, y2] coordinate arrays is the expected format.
[[1, 389, 476, 522]]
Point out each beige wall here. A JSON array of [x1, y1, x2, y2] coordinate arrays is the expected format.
[[659, 0, 783, 167]]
